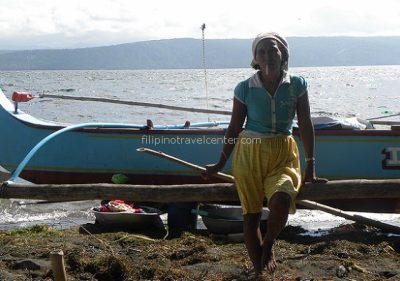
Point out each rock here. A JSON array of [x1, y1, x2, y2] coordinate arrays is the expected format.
[[336, 265, 347, 278]]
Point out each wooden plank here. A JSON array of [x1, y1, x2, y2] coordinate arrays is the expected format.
[[297, 179, 400, 200], [0, 182, 238, 202], [1, 179, 400, 202]]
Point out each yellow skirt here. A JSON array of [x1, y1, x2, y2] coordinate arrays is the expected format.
[[232, 135, 301, 214]]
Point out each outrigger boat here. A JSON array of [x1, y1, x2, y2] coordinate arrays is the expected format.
[[0, 89, 399, 212]]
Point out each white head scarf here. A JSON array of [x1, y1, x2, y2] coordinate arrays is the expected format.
[[250, 32, 289, 71]]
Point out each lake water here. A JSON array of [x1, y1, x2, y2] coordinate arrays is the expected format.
[[0, 66, 399, 231]]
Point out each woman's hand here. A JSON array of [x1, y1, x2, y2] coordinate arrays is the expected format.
[[303, 161, 328, 184], [203, 161, 225, 180]]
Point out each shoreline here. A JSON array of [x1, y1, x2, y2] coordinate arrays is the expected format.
[[2, 203, 400, 232]]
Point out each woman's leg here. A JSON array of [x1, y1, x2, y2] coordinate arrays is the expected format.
[[243, 212, 263, 273], [262, 192, 291, 272]]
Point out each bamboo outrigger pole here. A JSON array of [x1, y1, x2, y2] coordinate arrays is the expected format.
[[137, 147, 400, 234], [39, 93, 231, 116]]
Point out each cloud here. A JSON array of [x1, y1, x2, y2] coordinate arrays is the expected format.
[[0, 0, 399, 49]]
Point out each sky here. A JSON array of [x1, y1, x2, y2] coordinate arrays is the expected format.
[[0, 0, 399, 50]]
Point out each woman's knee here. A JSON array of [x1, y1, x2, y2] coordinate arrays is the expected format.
[[268, 192, 291, 211]]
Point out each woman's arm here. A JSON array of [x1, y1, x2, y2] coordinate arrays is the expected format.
[[296, 91, 327, 183], [205, 97, 247, 175]]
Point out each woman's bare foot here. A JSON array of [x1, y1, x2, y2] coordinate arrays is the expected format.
[[246, 267, 262, 280], [261, 244, 277, 273]]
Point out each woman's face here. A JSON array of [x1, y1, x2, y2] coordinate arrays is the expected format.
[[254, 38, 283, 73]]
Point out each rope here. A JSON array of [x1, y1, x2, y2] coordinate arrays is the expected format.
[[39, 93, 231, 116], [201, 23, 210, 121]]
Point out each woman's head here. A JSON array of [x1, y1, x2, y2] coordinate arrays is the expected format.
[[251, 32, 289, 72]]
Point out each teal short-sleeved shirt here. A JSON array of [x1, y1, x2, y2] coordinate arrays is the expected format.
[[234, 71, 307, 136]]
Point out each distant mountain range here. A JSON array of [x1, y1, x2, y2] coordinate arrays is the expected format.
[[0, 37, 399, 70]]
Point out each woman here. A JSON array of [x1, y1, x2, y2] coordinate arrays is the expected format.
[[205, 32, 327, 275]]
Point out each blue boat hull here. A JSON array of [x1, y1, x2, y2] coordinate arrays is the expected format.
[[0, 90, 399, 184]]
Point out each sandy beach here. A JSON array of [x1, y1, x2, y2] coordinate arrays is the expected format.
[[0, 222, 399, 281]]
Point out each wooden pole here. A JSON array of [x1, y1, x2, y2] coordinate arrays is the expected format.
[[137, 147, 400, 234], [1, 180, 400, 201], [136, 148, 235, 182], [367, 112, 400, 121], [298, 200, 400, 234], [369, 120, 400, 125], [40, 93, 231, 116], [50, 250, 67, 281]]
